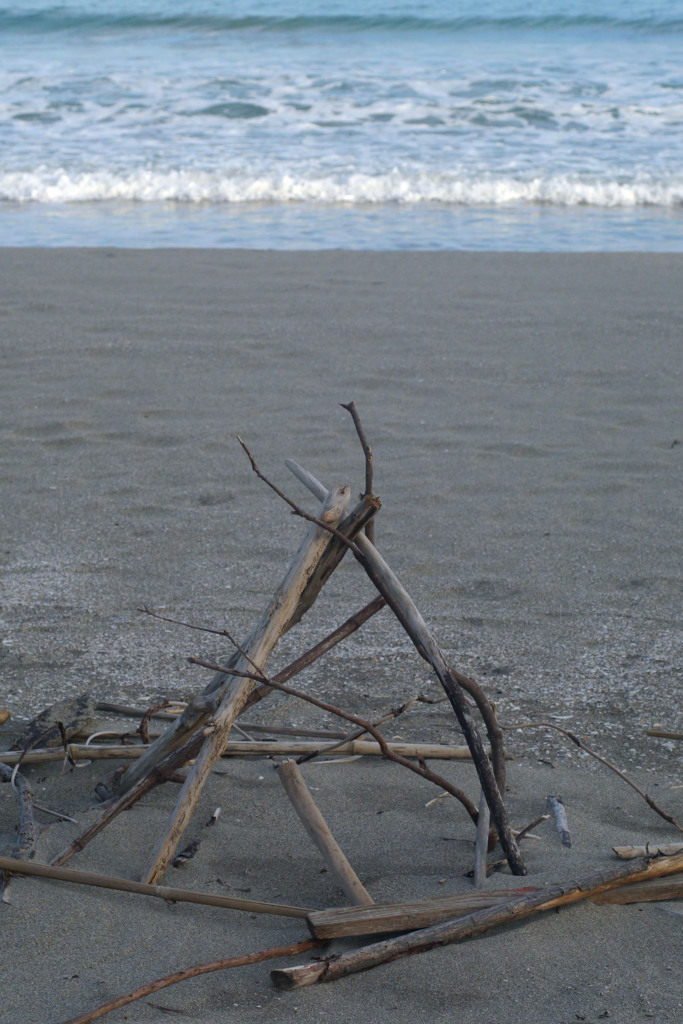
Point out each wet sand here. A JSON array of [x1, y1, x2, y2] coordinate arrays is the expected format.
[[1, 250, 681, 1023]]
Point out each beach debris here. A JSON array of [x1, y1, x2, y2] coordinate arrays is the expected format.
[[3, 404, 681, 1022], [277, 758, 374, 907], [503, 719, 683, 833], [10, 693, 96, 751], [613, 842, 683, 860], [0, 762, 40, 903], [272, 848, 683, 989], [547, 795, 572, 848], [0, 708, 10, 727], [171, 839, 201, 868], [55, 938, 322, 1024], [205, 807, 221, 827], [647, 727, 683, 741]]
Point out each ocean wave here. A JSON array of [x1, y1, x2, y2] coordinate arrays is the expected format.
[[1, 9, 681, 36], [2, 168, 682, 207]]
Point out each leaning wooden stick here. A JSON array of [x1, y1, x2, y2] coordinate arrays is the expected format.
[[58, 938, 322, 1024], [272, 849, 683, 988], [284, 457, 525, 876], [0, 855, 310, 918], [277, 759, 374, 906], [141, 486, 379, 883]]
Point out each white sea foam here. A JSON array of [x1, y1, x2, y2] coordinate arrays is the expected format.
[[1, 167, 681, 207]]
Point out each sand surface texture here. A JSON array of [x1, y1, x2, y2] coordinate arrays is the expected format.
[[1, 251, 681, 1023]]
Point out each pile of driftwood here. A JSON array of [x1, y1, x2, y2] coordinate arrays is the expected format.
[[1, 405, 682, 1024]]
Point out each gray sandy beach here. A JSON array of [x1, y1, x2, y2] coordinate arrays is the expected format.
[[1, 250, 682, 1023]]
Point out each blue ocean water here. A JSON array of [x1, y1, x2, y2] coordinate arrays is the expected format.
[[1, 0, 682, 249]]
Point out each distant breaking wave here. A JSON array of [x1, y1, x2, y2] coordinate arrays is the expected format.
[[1, 10, 682, 35], [2, 168, 681, 207]]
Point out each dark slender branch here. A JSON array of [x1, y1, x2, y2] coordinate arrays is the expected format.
[[295, 694, 443, 765], [237, 436, 365, 554], [57, 937, 322, 1024], [189, 656, 479, 824], [503, 720, 683, 833], [341, 400, 375, 544]]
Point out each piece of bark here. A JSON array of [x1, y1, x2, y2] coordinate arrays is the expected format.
[[0, 855, 310, 918], [285, 459, 525, 877], [277, 759, 374, 907], [547, 795, 571, 847], [0, 709, 10, 727], [307, 886, 541, 939], [613, 843, 683, 860], [10, 693, 96, 751], [272, 849, 683, 988], [141, 487, 378, 884]]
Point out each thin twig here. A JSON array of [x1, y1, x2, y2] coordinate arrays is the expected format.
[[503, 720, 683, 833], [341, 400, 375, 543], [189, 656, 479, 824], [57, 937, 322, 1024], [237, 436, 367, 554]]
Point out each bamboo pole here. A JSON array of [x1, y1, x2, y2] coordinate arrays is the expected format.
[[0, 738, 477, 767], [284, 459, 525, 876], [272, 850, 683, 988], [0, 855, 310, 918], [277, 759, 374, 906], [141, 488, 378, 884]]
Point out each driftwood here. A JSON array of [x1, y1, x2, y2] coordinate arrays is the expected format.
[[505, 720, 683, 833], [473, 789, 491, 887], [57, 938, 322, 1024], [307, 886, 541, 939], [646, 728, 683, 741], [0, 738, 478, 768], [190, 655, 480, 823], [283, 457, 524, 876], [613, 842, 683, 859], [0, 709, 10, 727], [547, 795, 572, 847], [272, 849, 683, 988], [277, 759, 374, 906], [138, 487, 380, 884], [0, 854, 309, 918], [592, 875, 683, 904], [1, 763, 41, 901]]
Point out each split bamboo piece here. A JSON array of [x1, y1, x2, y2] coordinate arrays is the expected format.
[[307, 886, 541, 939], [0, 855, 309, 919], [277, 759, 374, 906], [592, 875, 683, 904], [272, 849, 683, 988]]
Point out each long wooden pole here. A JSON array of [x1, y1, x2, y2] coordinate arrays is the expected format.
[[284, 459, 525, 876], [273, 850, 683, 988], [0, 855, 310, 918]]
